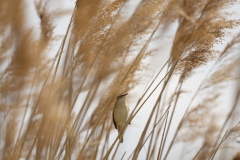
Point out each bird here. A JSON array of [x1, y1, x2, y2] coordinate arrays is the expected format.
[[113, 93, 129, 143]]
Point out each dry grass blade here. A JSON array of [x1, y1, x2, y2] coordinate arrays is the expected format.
[[1, 0, 240, 160]]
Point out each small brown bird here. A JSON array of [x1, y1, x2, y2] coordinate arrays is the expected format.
[[113, 93, 129, 143]]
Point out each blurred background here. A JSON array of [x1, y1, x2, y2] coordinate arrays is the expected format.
[[0, 0, 240, 159]]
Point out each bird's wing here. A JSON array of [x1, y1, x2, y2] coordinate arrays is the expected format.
[[112, 111, 117, 129]]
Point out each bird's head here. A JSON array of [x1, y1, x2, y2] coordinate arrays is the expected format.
[[117, 93, 128, 100]]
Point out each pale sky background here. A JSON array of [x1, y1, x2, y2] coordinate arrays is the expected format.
[[23, 0, 240, 159]]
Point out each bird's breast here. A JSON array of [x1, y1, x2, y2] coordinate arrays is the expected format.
[[113, 103, 129, 126]]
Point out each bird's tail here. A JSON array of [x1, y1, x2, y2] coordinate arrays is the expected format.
[[117, 127, 124, 143]]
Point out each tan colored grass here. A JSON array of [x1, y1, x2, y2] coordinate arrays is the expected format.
[[0, 0, 240, 160]]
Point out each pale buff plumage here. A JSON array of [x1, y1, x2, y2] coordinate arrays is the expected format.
[[113, 93, 129, 143]]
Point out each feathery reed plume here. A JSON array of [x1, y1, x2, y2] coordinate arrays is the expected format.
[[1, 0, 240, 160]]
